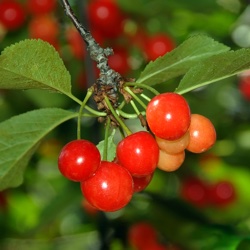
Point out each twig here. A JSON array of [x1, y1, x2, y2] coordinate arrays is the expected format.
[[60, 0, 121, 99]]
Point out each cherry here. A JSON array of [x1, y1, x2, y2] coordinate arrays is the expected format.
[[157, 150, 185, 172], [146, 93, 191, 141], [81, 161, 133, 212], [128, 222, 158, 250], [186, 114, 216, 153], [66, 26, 86, 60], [239, 75, 250, 101], [27, 0, 57, 15], [87, 1, 124, 38], [108, 47, 130, 74], [155, 131, 190, 154], [81, 198, 99, 216], [58, 139, 101, 182], [144, 33, 175, 61], [28, 14, 59, 48], [209, 180, 236, 207], [133, 172, 154, 193], [116, 131, 159, 176], [181, 177, 210, 207], [0, 1, 25, 30]]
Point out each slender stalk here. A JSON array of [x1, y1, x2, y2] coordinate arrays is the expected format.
[[124, 86, 147, 110], [103, 117, 111, 161], [104, 96, 132, 136], [117, 109, 145, 119], [125, 82, 160, 96], [130, 100, 141, 116], [77, 89, 93, 139]]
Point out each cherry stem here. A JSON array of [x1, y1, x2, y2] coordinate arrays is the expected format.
[[60, 0, 121, 101], [124, 86, 147, 110], [117, 109, 145, 119], [103, 117, 111, 161], [140, 93, 151, 102], [130, 100, 141, 116], [125, 82, 160, 96], [104, 95, 132, 136], [77, 88, 94, 140]]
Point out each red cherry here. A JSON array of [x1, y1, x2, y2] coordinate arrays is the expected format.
[[87, 1, 124, 38], [58, 139, 101, 182], [209, 181, 236, 207], [81, 198, 99, 216], [28, 14, 59, 47], [66, 26, 86, 60], [181, 177, 210, 207], [0, 1, 25, 30], [239, 75, 250, 101], [146, 93, 191, 140], [81, 161, 133, 212], [108, 47, 130, 74], [133, 172, 154, 193], [128, 222, 158, 250], [27, 0, 57, 15], [116, 131, 159, 176], [186, 114, 216, 153], [144, 33, 175, 61]]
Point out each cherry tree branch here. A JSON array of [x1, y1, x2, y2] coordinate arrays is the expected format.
[[60, 0, 121, 99]]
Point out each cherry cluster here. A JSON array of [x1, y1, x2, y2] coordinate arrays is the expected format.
[[128, 221, 181, 250], [58, 131, 158, 212], [181, 176, 236, 208], [146, 92, 217, 172]]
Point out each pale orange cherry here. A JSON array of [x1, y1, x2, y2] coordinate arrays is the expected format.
[[155, 131, 190, 154], [157, 150, 185, 172], [186, 114, 216, 153]]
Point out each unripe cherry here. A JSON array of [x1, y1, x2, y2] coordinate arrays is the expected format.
[[186, 114, 216, 153], [155, 131, 190, 154], [157, 150, 185, 172]]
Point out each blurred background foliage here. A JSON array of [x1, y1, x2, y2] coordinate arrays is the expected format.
[[1, 0, 250, 249]]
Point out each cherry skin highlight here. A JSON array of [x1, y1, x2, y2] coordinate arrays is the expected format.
[[58, 139, 101, 182], [116, 131, 159, 176], [81, 161, 133, 212], [186, 114, 216, 153], [146, 92, 191, 140]]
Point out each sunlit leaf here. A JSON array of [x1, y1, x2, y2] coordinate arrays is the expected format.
[[137, 35, 229, 86], [0, 39, 72, 97], [175, 49, 250, 94]]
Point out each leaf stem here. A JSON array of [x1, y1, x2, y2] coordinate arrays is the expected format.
[[124, 86, 147, 110], [104, 95, 132, 136], [125, 82, 160, 96], [103, 117, 111, 161], [77, 88, 94, 139]]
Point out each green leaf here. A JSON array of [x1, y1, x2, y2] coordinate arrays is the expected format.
[[97, 129, 116, 162], [0, 39, 72, 97], [0, 108, 77, 190], [175, 49, 250, 94], [137, 34, 230, 86]]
